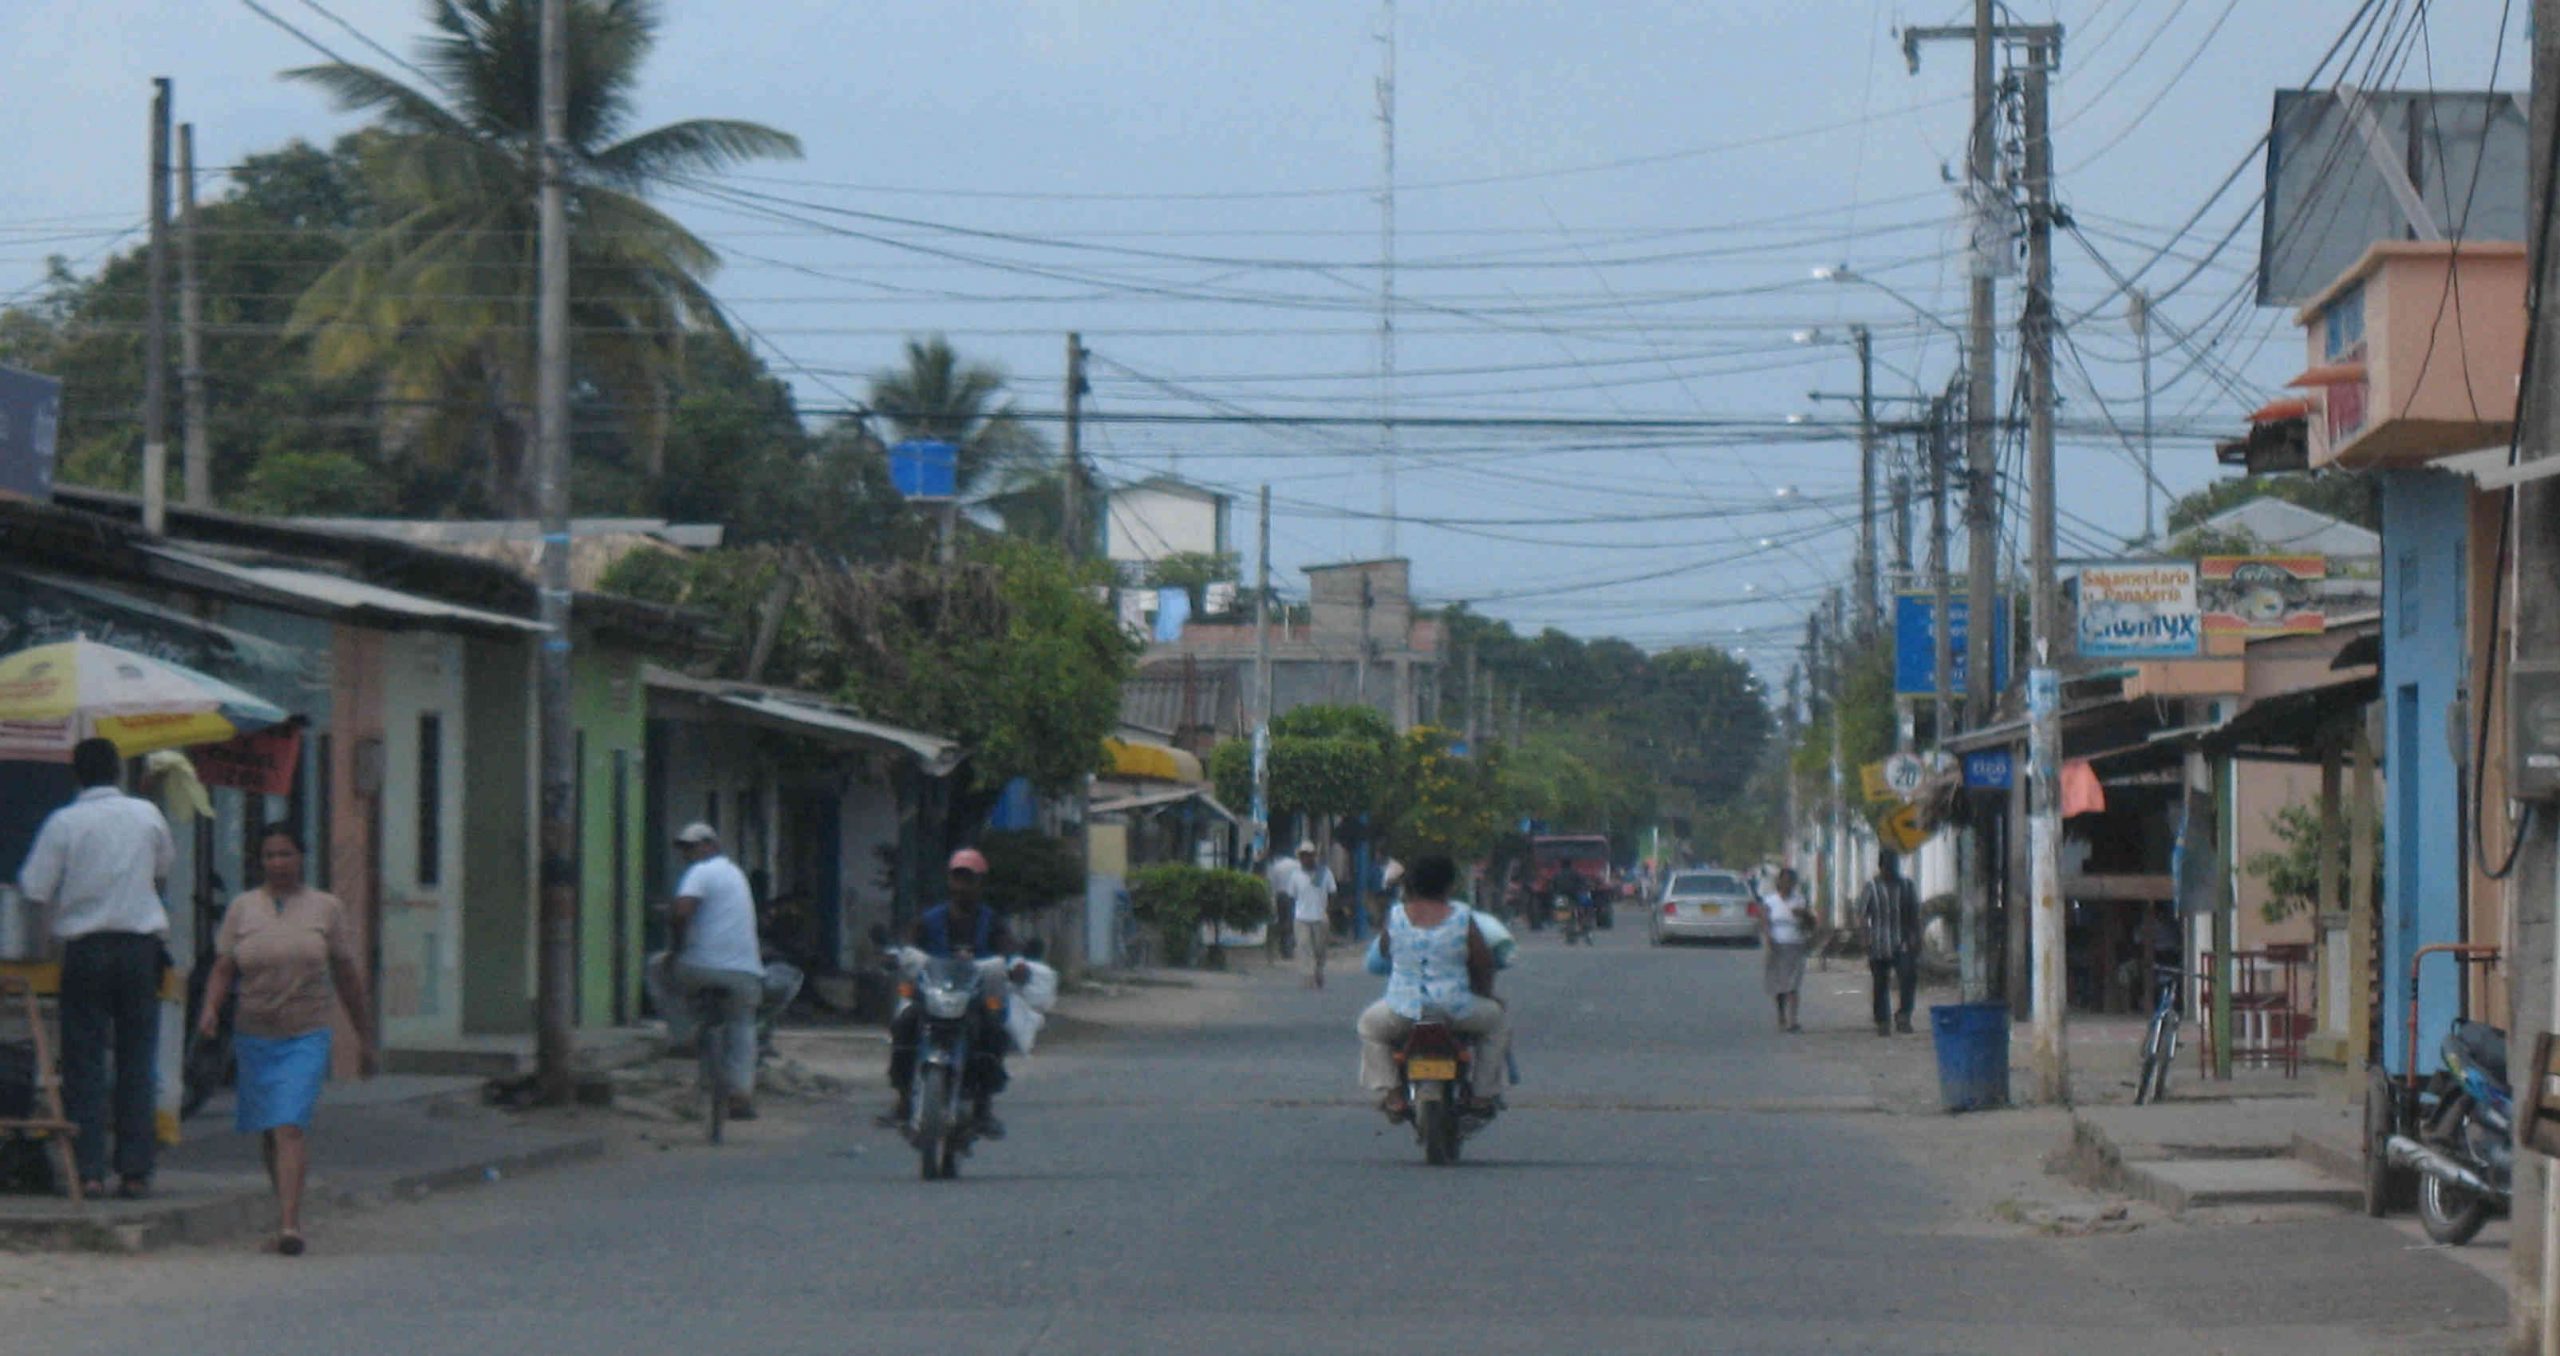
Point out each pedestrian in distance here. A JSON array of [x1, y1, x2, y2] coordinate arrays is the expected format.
[[1757, 867, 1814, 1033], [1858, 849, 1924, 1036], [1265, 847, 1298, 962], [1285, 840, 1337, 988], [195, 823, 376, 1256], [16, 736, 176, 1200]]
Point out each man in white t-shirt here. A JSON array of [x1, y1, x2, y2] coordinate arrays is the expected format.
[[666, 822, 764, 1120], [1287, 841, 1338, 988]]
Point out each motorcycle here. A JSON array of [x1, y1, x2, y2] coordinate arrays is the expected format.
[[891, 947, 1010, 1181], [2385, 1019, 2512, 1246], [1392, 1011, 1498, 1166]]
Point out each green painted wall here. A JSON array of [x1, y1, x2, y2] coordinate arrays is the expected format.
[[573, 638, 650, 1028]]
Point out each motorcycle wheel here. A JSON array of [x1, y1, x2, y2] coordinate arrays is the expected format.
[[1417, 1094, 1454, 1166], [2419, 1170, 2490, 1246], [917, 1067, 952, 1181]]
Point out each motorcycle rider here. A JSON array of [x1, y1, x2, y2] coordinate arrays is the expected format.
[[1356, 854, 1512, 1120], [881, 848, 1028, 1138]]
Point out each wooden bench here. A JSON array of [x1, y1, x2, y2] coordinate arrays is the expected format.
[[0, 976, 82, 1203]]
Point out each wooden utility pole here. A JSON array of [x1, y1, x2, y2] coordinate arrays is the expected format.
[[1062, 333, 1087, 560], [143, 79, 171, 536], [177, 122, 210, 510], [2021, 30, 2067, 1103], [1929, 390, 1955, 747], [531, 0, 578, 1104]]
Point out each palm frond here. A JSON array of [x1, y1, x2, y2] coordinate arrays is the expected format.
[[281, 63, 473, 140], [588, 119, 803, 188]]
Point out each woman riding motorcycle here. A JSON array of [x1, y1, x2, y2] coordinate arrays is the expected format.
[[1355, 854, 1513, 1120]]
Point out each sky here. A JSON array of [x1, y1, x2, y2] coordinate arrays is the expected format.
[[0, 0, 2526, 682]]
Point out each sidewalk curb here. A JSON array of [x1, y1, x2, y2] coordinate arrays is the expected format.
[[0, 1132, 608, 1255], [2059, 1111, 2362, 1214]]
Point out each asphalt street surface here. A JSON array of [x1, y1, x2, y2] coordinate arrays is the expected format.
[[0, 923, 2513, 1354]]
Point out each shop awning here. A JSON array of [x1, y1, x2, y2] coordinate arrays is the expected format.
[[1103, 736, 1202, 782], [2200, 674, 2381, 765]]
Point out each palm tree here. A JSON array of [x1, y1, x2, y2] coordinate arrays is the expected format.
[[867, 336, 1051, 499], [284, 0, 799, 514]]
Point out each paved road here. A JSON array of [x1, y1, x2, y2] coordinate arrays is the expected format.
[[0, 924, 2511, 1354]]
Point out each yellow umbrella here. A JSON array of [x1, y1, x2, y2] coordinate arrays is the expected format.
[[0, 638, 290, 761]]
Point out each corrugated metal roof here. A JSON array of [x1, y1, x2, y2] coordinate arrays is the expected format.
[[642, 665, 963, 775], [144, 547, 545, 633]]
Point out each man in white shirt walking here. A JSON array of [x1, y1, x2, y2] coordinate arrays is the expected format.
[[18, 738, 177, 1197], [1287, 840, 1337, 988], [663, 823, 765, 1121]]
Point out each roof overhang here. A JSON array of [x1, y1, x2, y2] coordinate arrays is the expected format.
[[1091, 786, 1240, 822], [142, 546, 546, 635], [644, 665, 964, 775]]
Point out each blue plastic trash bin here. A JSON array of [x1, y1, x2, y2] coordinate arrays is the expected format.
[[1929, 1002, 2011, 1112]]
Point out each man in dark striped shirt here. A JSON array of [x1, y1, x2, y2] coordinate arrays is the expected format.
[[1859, 850, 1924, 1037]]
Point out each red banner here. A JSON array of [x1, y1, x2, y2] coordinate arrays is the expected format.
[[191, 726, 301, 796]]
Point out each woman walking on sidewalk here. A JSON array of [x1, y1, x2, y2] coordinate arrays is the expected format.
[[195, 823, 376, 1256], [1758, 868, 1814, 1033]]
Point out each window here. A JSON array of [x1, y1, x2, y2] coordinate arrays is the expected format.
[[417, 713, 442, 887]]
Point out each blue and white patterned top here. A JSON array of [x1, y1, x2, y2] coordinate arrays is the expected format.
[[1384, 902, 1478, 1020]]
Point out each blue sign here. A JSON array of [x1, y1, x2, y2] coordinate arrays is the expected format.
[[888, 439, 958, 499], [1893, 594, 2011, 697], [1962, 750, 2014, 790]]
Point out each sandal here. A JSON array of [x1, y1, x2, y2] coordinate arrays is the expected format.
[[1378, 1095, 1412, 1123], [276, 1232, 307, 1257]]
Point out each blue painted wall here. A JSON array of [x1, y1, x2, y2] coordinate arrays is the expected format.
[[2379, 469, 2469, 1074]]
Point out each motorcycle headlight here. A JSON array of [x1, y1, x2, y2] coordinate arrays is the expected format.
[[922, 987, 972, 1019]]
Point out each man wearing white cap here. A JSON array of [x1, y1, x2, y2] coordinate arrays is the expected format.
[[1287, 840, 1337, 988], [665, 823, 764, 1121]]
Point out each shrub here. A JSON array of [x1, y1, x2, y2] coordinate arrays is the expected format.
[[1127, 864, 1271, 964], [976, 829, 1082, 913]]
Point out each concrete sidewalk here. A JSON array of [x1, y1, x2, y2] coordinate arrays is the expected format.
[[0, 1075, 607, 1252]]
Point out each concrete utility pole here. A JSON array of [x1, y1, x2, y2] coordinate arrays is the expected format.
[[1375, 0, 1399, 558], [1853, 325, 1879, 638], [177, 122, 210, 510], [2129, 288, 2155, 546], [2020, 32, 2067, 1104], [531, 0, 577, 1104], [1062, 333, 1087, 560], [1829, 588, 1850, 929], [1929, 391, 1956, 746], [2517, 9, 2560, 1348], [143, 79, 171, 536], [1252, 484, 1273, 866]]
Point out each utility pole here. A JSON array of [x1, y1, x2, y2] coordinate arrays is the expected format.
[[1062, 333, 1087, 560], [2516, 7, 2560, 1347], [1828, 588, 1850, 930], [2129, 288, 2156, 546], [1375, 0, 1399, 558], [177, 122, 210, 510], [1906, 5, 2003, 731], [1854, 325, 1878, 639], [1356, 572, 1376, 710], [1252, 484, 1273, 869], [530, 0, 576, 1104], [143, 79, 171, 536], [2021, 31, 2067, 1104], [1929, 391, 1956, 747]]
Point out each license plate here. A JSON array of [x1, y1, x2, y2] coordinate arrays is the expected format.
[[1407, 1058, 1459, 1081]]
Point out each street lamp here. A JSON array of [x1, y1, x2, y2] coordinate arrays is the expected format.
[[1812, 265, 1967, 342]]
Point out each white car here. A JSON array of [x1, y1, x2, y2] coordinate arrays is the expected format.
[[1650, 868, 1760, 946]]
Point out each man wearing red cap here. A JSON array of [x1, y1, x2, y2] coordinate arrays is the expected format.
[[882, 847, 1025, 1135]]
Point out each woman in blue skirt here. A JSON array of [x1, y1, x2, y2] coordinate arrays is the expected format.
[[196, 822, 375, 1256]]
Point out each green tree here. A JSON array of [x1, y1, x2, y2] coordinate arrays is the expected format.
[[1386, 725, 1505, 862], [2245, 801, 2382, 924], [283, 0, 801, 514], [867, 335, 1050, 499]]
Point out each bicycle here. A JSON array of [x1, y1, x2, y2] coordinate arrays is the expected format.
[[2134, 962, 2185, 1105]]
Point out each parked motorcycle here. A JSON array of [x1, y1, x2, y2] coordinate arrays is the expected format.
[[1392, 1011, 1498, 1166], [891, 947, 1010, 1181], [2385, 1019, 2512, 1246]]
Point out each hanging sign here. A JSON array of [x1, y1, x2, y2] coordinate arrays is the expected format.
[[2200, 556, 2327, 637], [1878, 802, 1934, 855]]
